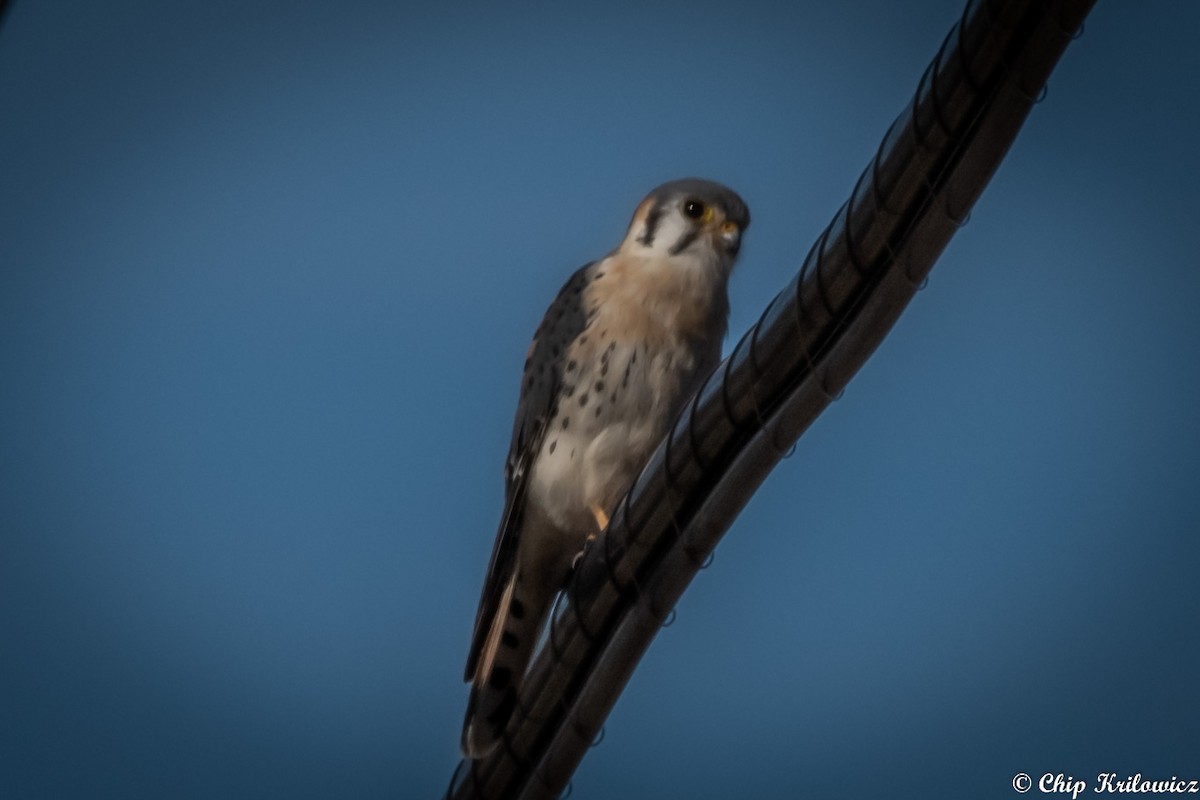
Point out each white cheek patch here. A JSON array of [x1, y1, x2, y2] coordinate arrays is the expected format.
[[649, 211, 690, 254]]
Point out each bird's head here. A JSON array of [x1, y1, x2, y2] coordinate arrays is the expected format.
[[620, 178, 750, 269]]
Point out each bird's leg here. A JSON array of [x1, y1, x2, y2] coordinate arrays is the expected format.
[[571, 503, 611, 571]]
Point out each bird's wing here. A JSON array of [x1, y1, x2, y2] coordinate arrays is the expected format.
[[463, 262, 594, 682]]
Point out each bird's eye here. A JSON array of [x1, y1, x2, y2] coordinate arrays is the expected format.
[[683, 199, 706, 220]]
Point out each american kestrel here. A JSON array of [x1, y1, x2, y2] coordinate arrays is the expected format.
[[461, 179, 750, 758]]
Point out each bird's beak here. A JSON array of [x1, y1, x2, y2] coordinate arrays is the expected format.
[[716, 220, 740, 251]]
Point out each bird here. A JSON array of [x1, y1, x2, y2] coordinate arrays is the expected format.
[[461, 178, 750, 759]]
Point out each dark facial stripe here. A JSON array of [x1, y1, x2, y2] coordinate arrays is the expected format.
[[638, 201, 664, 246], [668, 229, 700, 255]]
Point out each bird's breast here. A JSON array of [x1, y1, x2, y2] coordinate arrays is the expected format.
[[527, 256, 726, 534]]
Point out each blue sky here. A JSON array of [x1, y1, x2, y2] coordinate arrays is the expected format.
[[2, 1, 1198, 798]]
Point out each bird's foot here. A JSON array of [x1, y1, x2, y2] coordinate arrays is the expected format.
[[571, 505, 609, 573], [589, 503, 610, 532]]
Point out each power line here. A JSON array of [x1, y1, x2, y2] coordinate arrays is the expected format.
[[447, 0, 1095, 796]]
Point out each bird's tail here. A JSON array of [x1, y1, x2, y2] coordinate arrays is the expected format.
[[461, 569, 551, 759]]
